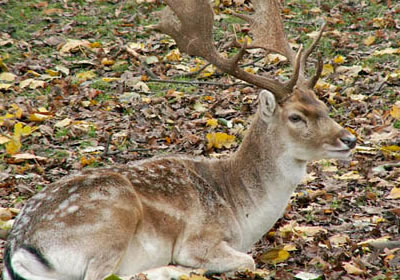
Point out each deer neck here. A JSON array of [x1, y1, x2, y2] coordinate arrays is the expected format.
[[221, 114, 307, 249]]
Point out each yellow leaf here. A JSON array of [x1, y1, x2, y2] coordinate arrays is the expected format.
[[28, 113, 50, 122], [381, 145, 400, 152], [283, 244, 297, 251], [80, 156, 98, 167], [102, 77, 120, 82], [343, 262, 365, 275], [321, 64, 334, 76], [101, 58, 115, 66], [333, 55, 345, 64], [11, 104, 23, 119], [259, 248, 290, 264], [390, 104, 400, 119], [206, 132, 236, 149], [45, 69, 60, 76], [363, 35, 376, 46], [165, 49, 181, 62], [27, 70, 41, 77], [5, 138, 21, 155], [89, 42, 102, 48], [76, 71, 96, 81], [388, 187, 400, 199], [206, 119, 218, 128], [0, 58, 9, 72], [0, 72, 17, 82]]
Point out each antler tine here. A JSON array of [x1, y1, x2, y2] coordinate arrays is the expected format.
[[307, 52, 323, 89], [284, 44, 303, 91], [300, 21, 327, 68]]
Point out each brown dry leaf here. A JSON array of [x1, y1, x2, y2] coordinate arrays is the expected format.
[[373, 47, 400, 56], [0, 208, 12, 221], [342, 262, 365, 275], [259, 248, 290, 264], [42, 8, 63, 15], [294, 226, 327, 237], [329, 234, 349, 247], [206, 133, 236, 149], [59, 39, 90, 54], [55, 118, 72, 128], [20, 78, 46, 89]]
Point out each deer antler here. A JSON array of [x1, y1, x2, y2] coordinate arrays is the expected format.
[[154, 0, 325, 102]]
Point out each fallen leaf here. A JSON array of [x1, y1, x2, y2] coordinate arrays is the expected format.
[[373, 48, 400, 56], [363, 35, 376, 46], [12, 153, 47, 161], [0, 72, 17, 82], [259, 248, 290, 264], [101, 58, 115, 66], [321, 64, 334, 76], [59, 39, 90, 54], [329, 234, 349, 247], [165, 49, 181, 62], [342, 262, 365, 275], [206, 119, 218, 128], [388, 187, 400, 199], [206, 132, 236, 149], [76, 71, 96, 81], [333, 55, 345, 64], [294, 272, 322, 280], [5, 138, 21, 155], [390, 103, 400, 119], [0, 135, 10, 144]]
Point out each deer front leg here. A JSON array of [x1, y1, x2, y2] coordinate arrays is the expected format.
[[176, 241, 255, 274]]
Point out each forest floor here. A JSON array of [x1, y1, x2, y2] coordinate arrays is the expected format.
[[0, 0, 399, 279]]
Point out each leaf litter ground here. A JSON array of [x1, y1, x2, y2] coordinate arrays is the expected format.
[[0, 0, 399, 279]]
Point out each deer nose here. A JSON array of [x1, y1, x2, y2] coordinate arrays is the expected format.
[[340, 134, 356, 149]]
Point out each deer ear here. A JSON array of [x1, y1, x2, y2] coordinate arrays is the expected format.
[[258, 90, 277, 121]]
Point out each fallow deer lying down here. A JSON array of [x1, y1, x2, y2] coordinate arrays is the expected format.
[[3, 1, 357, 279]]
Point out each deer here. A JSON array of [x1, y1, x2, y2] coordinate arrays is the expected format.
[[3, 1, 357, 280]]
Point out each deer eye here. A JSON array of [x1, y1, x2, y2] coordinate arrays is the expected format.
[[288, 114, 303, 123]]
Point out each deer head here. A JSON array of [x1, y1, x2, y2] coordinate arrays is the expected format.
[[155, 0, 356, 162]]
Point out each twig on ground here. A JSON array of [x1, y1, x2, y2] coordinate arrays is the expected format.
[[102, 133, 113, 157], [140, 60, 159, 80]]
